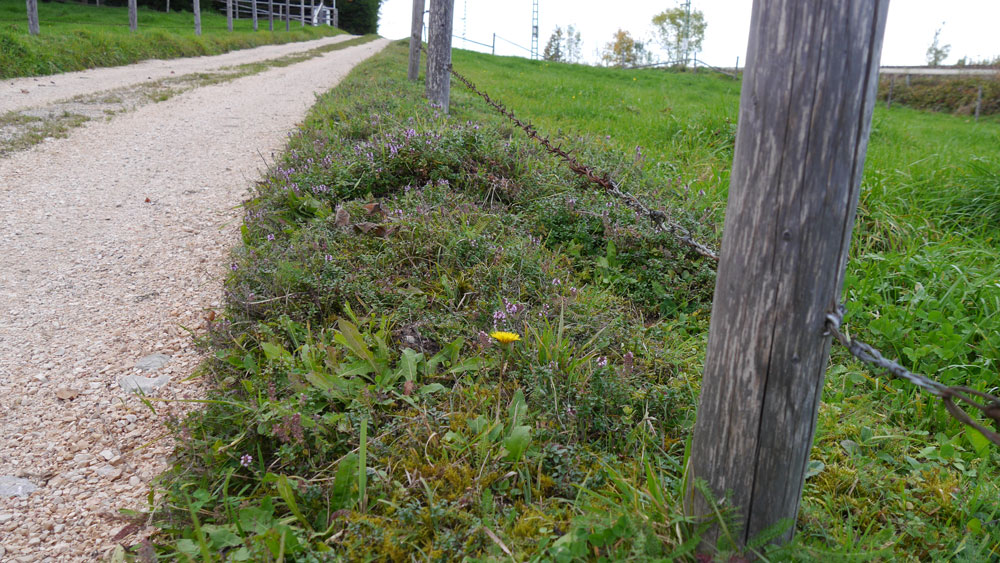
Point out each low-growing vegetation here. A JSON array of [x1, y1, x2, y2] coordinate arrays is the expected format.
[[141, 41, 1000, 560], [878, 73, 1000, 118], [0, 1, 345, 79]]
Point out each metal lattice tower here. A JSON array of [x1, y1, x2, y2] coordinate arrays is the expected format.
[[531, 0, 539, 60]]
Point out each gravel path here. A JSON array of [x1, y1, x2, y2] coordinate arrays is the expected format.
[[1, 34, 353, 115], [0, 37, 390, 561]]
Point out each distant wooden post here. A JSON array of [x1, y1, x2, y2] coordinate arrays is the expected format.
[[975, 85, 983, 122], [165, 0, 170, 13], [128, 0, 137, 32], [687, 0, 889, 550], [25, 0, 39, 36], [887, 75, 895, 108], [426, 0, 455, 112], [285, 1, 290, 31], [193, 0, 201, 35], [268, 0, 273, 31], [300, 0, 305, 26], [226, 0, 233, 31], [408, 0, 425, 81], [252, 0, 258, 31]]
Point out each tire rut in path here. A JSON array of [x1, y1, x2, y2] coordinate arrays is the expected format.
[[0, 38, 390, 561]]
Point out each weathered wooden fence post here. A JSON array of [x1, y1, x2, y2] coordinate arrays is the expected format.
[[252, 0, 258, 31], [25, 0, 39, 36], [975, 84, 983, 122], [300, 0, 305, 26], [268, 0, 273, 31], [193, 0, 201, 35], [686, 0, 889, 550], [426, 0, 455, 113], [226, 0, 233, 31], [285, 1, 290, 31], [407, 0, 425, 81], [128, 0, 137, 32]]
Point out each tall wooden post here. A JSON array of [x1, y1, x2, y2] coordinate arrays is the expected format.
[[226, 0, 233, 31], [268, 0, 273, 31], [426, 0, 455, 113], [687, 0, 889, 549], [407, 0, 425, 81], [285, 1, 290, 31], [974, 85, 983, 122], [252, 0, 258, 31], [128, 0, 137, 32], [166, 0, 170, 13], [193, 0, 201, 35], [25, 0, 39, 36], [300, 0, 305, 26]]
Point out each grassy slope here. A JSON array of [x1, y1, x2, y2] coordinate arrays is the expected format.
[[0, 1, 344, 79], [148, 42, 1000, 561]]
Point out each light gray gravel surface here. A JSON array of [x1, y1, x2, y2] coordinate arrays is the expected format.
[[0, 34, 354, 114], [0, 36, 389, 561]]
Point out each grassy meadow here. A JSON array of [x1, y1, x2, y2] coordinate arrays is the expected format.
[[0, 1, 344, 79], [141, 41, 1000, 561]]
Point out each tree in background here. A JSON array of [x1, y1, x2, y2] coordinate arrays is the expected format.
[[600, 29, 653, 68], [543, 26, 565, 62], [926, 26, 951, 66], [544, 25, 583, 64], [336, 0, 382, 35], [652, 3, 706, 67], [565, 25, 582, 63]]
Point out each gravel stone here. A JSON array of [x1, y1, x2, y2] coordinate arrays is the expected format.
[[134, 353, 172, 372], [0, 36, 388, 560], [0, 476, 38, 498]]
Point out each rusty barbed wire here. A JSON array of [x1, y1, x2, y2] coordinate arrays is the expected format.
[[826, 305, 1000, 447], [443, 62, 719, 262]]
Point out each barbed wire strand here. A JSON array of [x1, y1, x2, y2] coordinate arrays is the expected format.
[[429, 54, 998, 445], [826, 305, 1000, 447], [440, 59, 719, 262]]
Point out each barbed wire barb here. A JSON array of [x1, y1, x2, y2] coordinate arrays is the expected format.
[[826, 305, 1000, 447]]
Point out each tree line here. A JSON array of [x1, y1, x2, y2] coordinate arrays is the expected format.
[[542, 4, 706, 69]]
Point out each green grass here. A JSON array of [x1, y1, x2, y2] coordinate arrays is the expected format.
[[0, 1, 345, 79], [144, 42, 1000, 561]]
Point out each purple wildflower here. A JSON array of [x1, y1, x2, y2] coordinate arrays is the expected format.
[[240, 454, 253, 468]]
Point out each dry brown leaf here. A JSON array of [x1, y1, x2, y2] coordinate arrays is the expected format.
[[362, 202, 384, 215]]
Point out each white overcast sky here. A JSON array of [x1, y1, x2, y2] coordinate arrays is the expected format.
[[377, 1, 999, 66]]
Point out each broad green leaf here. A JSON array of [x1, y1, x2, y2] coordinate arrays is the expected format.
[[270, 473, 314, 532], [331, 454, 358, 510], [204, 525, 243, 548], [260, 342, 289, 362], [336, 319, 374, 363], [420, 383, 446, 394], [396, 348, 422, 382], [448, 357, 490, 374], [966, 427, 991, 457], [508, 389, 527, 427], [503, 425, 532, 462]]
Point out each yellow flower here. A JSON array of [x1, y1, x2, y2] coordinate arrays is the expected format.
[[490, 331, 520, 344]]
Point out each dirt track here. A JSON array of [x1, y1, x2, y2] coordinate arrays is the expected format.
[[0, 36, 389, 561]]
